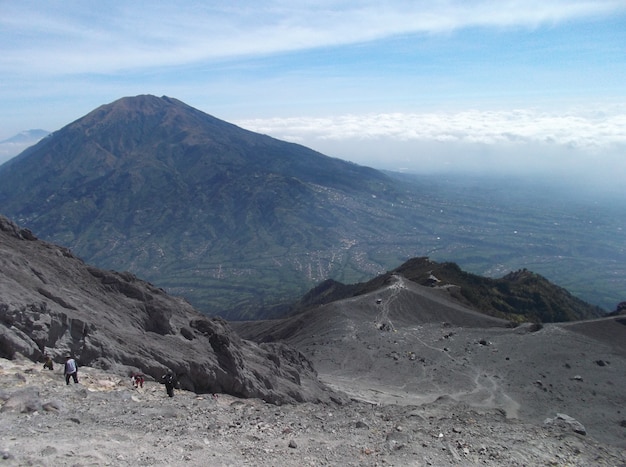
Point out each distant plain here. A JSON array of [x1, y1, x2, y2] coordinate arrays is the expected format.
[[376, 173, 625, 312]]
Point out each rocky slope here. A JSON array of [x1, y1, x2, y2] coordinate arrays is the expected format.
[[1, 356, 625, 466], [235, 274, 626, 450], [0, 215, 339, 405], [286, 256, 605, 323], [1, 215, 625, 464]]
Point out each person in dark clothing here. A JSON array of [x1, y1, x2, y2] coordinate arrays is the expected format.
[[43, 355, 54, 370], [161, 371, 176, 397], [64, 355, 79, 385]]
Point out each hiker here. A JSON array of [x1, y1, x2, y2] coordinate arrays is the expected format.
[[43, 355, 54, 371], [161, 370, 176, 397], [131, 373, 144, 388], [64, 355, 79, 385]]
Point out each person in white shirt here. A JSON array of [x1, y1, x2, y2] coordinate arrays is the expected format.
[[64, 355, 79, 385]]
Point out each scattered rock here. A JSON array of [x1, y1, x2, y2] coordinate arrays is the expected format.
[[0, 388, 42, 413], [544, 413, 587, 436], [0, 358, 623, 466]]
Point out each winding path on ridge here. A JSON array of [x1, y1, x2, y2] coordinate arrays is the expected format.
[[318, 274, 521, 418]]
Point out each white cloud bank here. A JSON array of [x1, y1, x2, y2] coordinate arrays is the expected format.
[[236, 106, 626, 192], [238, 107, 626, 149]]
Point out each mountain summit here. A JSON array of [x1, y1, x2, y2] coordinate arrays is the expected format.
[[0, 95, 411, 318], [0, 129, 49, 164]]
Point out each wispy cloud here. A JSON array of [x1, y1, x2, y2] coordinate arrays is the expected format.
[[2, 1, 624, 75], [1, 0, 624, 183]]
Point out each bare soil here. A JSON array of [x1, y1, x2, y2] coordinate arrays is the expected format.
[[1, 349, 625, 466]]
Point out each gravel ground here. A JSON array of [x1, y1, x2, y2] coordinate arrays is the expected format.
[[1, 357, 625, 467]]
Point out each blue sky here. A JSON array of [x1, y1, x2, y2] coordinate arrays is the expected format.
[[1, 1, 625, 191]]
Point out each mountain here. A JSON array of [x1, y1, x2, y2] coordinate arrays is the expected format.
[[0, 95, 423, 318], [286, 257, 604, 323], [280, 257, 605, 323], [0, 95, 622, 318], [0, 129, 49, 165], [0, 214, 340, 404], [0, 129, 49, 144]]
